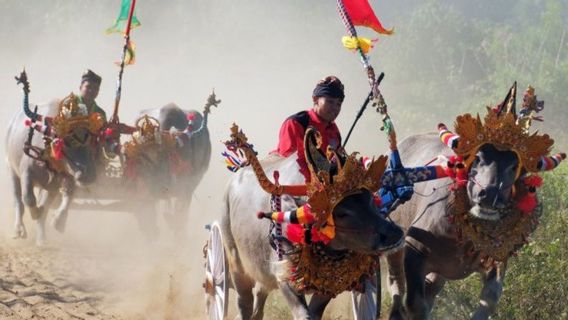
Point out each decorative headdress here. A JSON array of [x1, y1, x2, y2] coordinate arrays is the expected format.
[[224, 124, 387, 239], [51, 92, 104, 139], [438, 83, 565, 267], [438, 83, 565, 175], [124, 115, 176, 158], [303, 128, 387, 228]]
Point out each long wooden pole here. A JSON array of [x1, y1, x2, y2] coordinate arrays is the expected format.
[[110, 0, 137, 124]]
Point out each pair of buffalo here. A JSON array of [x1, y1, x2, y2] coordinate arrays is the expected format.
[[6, 87, 214, 245], [220, 89, 561, 319]]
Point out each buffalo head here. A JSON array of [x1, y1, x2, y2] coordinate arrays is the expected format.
[[467, 144, 519, 220], [327, 189, 404, 253]]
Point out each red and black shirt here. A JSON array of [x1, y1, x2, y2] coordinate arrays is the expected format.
[[273, 109, 341, 181]]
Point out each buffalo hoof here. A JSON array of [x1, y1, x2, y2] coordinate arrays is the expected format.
[[35, 238, 47, 247], [389, 309, 406, 320], [52, 215, 67, 233], [12, 225, 27, 239]]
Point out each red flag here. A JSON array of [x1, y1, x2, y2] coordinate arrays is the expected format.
[[343, 0, 393, 35]]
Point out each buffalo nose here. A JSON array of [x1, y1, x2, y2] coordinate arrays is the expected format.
[[477, 186, 506, 207], [478, 186, 497, 200], [378, 222, 404, 248]]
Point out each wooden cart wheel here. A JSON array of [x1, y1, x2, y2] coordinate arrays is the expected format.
[[204, 222, 229, 320]]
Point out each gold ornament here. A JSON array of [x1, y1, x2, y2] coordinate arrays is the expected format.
[[51, 93, 104, 139], [449, 187, 540, 269], [225, 123, 387, 230], [123, 115, 176, 159], [307, 152, 387, 228], [453, 108, 554, 173], [289, 244, 379, 297]]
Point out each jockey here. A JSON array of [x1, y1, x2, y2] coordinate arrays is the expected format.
[[77, 69, 106, 121], [274, 76, 344, 181]]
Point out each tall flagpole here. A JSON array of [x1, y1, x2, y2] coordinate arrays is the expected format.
[[110, 0, 137, 124], [336, 0, 375, 87], [337, 0, 394, 150]]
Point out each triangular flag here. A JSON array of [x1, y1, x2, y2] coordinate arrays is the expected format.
[[115, 40, 136, 66], [106, 0, 141, 34], [342, 0, 393, 35]]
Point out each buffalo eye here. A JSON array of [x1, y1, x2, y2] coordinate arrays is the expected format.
[[335, 211, 349, 219]]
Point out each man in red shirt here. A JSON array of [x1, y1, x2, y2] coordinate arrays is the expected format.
[[274, 76, 344, 181]]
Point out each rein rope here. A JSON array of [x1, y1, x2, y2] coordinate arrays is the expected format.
[[271, 171, 284, 261]]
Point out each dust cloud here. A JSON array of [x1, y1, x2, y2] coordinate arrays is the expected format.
[[0, 1, 507, 319]]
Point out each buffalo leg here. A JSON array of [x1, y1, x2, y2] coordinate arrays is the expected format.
[[21, 172, 39, 219], [35, 189, 56, 246], [308, 294, 332, 320], [279, 282, 311, 319], [232, 271, 255, 320], [387, 249, 406, 320], [52, 178, 74, 234], [251, 283, 269, 320], [424, 272, 446, 314], [404, 246, 428, 320], [11, 172, 26, 239], [471, 263, 506, 320]]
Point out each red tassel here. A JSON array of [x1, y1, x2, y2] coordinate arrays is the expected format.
[[456, 168, 468, 186], [52, 139, 64, 161], [104, 127, 115, 138], [311, 229, 332, 245], [284, 224, 332, 245], [444, 166, 456, 179], [517, 193, 537, 214], [24, 119, 32, 127], [286, 224, 305, 244], [523, 175, 543, 188], [445, 155, 468, 189], [373, 195, 382, 207]]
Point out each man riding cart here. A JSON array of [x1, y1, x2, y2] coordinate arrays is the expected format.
[[207, 73, 450, 319]]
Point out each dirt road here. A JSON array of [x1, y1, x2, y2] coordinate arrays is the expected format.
[[0, 201, 210, 320]]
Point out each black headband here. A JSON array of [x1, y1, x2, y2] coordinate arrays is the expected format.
[[81, 69, 102, 85], [312, 82, 345, 100]]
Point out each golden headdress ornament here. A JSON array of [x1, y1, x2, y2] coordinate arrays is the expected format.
[[438, 83, 565, 174], [224, 124, 387, 231], [124, 115, 176, 158], [303, 128, 387, 228], [51, 92, 104, 138]]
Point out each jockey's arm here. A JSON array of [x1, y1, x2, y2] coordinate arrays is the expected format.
[[276, 118, 304, 157], [118, 123, 136, 134]]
